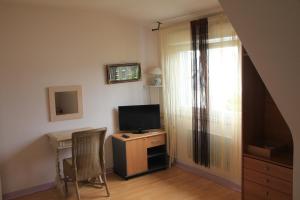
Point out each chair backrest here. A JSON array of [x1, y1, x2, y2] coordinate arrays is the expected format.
[[72, 128, 107, 181]]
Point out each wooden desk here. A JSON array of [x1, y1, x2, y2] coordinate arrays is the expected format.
[[112, 130, 168, 179], [47, 127, 93, 190]]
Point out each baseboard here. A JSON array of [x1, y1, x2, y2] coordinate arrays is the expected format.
[[3, 182, 55, 200], [3, 167, 114, 200], [175, 161, 241, 192]]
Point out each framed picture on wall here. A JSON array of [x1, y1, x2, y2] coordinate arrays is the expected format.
[[106, 63, 141, 84]]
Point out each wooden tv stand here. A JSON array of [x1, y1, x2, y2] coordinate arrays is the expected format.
[[112, 130, 168, 179]]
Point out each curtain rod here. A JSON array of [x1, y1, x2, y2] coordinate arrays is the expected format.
[[156, 8, 223, 28]]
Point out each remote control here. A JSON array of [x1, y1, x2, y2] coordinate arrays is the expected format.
[[122, 134, 130, 138]]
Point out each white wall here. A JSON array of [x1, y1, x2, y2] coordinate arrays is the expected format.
[[218, 0, 300, 199], [0, 4, 159, 194]]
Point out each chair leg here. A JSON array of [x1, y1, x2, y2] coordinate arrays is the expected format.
[[95, 176, 103, 188], [100, 174, 110, 197], [98, 175, 103, 183], [64, 178, 68, 196], [74, 181, 81, 200]]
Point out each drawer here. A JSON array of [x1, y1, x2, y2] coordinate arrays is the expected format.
[[244, 157, 292, 182], [244, 180, 292, 200], [244, 168, 292, 194], [146, 134, 165, 148]]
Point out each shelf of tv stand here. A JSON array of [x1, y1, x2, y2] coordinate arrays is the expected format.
[[148, 152, 166, 158], [148, 163, 167, 172], [148, 154, 167, 170]]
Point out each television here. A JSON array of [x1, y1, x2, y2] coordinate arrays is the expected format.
[[118, 104, 160, 133]]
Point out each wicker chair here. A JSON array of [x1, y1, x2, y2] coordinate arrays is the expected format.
[[63, 128, 110, 199]]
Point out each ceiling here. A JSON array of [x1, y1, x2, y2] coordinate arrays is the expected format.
[[1, 0, 221, 24]]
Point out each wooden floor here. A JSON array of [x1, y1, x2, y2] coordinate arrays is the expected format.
[[16, 167, 241, 200]]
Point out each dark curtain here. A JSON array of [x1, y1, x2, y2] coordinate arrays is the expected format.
[[191, 18, 210, 167]]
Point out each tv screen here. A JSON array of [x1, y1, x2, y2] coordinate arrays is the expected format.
[[118, 104, 160, 133]]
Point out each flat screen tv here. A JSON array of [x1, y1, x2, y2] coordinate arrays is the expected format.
[[118, 104, 160, 133]]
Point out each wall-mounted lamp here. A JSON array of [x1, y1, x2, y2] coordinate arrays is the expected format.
[[150, 67, 162, 86], [152, 21, 162, 31]]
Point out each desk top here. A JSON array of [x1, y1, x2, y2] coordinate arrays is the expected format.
[[47, 127, 93, 150], [47, 127, 93, 142], [112, 129, 166, 142]]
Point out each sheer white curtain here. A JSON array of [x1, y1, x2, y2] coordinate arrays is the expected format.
[[208, 15, 242, 183], [160, 14, 241, 184], [160, 23, 192, 165]]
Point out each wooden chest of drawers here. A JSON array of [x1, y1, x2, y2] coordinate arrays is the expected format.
[[243, 156, 293, 200], [244, 180, 292, 200]]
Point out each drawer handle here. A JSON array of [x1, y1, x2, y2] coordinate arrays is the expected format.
[[266, 191, 269, 196], [266, 178, 270, 183]]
